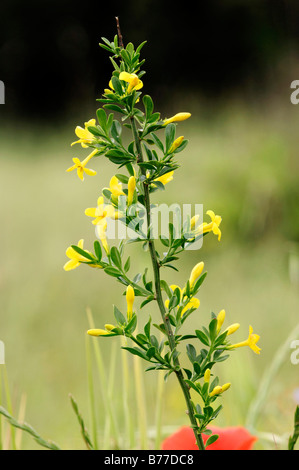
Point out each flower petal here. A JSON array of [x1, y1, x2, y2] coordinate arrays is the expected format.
[[84, 168, 97, 176], [63, 259, 80, 271]]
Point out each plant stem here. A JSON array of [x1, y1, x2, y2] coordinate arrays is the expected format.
[[130, 117, 205, 450]]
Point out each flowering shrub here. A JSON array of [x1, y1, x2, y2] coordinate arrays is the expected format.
[[63, 26, 261, 450]]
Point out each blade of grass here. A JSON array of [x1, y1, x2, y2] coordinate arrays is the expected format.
[[103, 341, 118, 448], [121, 336, 135, 449], [15, 393, 27, 450], [133, 344, 148, 450], [2, 365, 16, 450], [0, 365, 3, 450], [246, 323, 299, 433], [154, 369, 165, 450], [85, 333, 98, 449], [86, 307, 120, 449], [0, 406, 61, 450], [69, 393, 94, 450], [154, 332, 165, 450], [288, 406, 299, 450]]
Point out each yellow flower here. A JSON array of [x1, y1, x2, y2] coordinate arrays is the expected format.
[[190, 214, 200, 230], [96, 220, 110, 254], [163, 112, 191, 126], [204, 369, 211, 383], [209, 383, 231, 398], [66, 149, 98, 181], [164, 285, 200, 315], [152, 171, 174, 186], [119, 71, 143, 93], [71, 119, 96, 148], [105, 175, 125, 198], [229, 326, 261, 355], [169, 136, 184, 153], [189, 262, 204, 288], [63, 239, 90, 271], [195, 210, 222, 241], [216, 309, 226, 333], [85, 196, 115, 225], [127, 176, 136, 206], [126, 285, 135, 321]]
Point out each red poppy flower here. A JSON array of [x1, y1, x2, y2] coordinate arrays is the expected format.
[[161, 425, 257, 450]]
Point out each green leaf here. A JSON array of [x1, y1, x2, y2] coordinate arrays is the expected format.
[[140, 296, 155, 308], [144, 317, 151, 339], [96, 108, 107, 131], [205, 434, 219, 448], [87, 125, 104, 137], [111, 76, 123, 95], [165, 123, 176, 152], [168, 287, 181, 310], [111, 120, 122, 140], [103, 104, 127, 115], [183, 368, 192, 380], [110, 246, 122, 269], [124, 256, 131, 273], [146, 347, 156, 360], [136, 40, 147, 54], [150, 335, 159, 350], [94, 241, 102, 261], [211, 405, 223, 420], [160, 280, 172, 298], [115, 173, 129, 184], [150, 133, 164, 152], [192, 272, 208, 295], [289, 405, 299, 450], [122, 347, 147, 360], [213, 351, 230, 363], [186, 344, 197, 362], [113, 305, 126, 326], [209, 318, 218, 342], [143, 95, 154, 119], [184, 379, 200, 394], [125, 314, 137, 335], [104, 266, 121, 277], [195, 330, 210, 346], [71, 245, 94, 261]]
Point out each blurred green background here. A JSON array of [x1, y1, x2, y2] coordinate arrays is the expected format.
[[1, 0, 299, 450]]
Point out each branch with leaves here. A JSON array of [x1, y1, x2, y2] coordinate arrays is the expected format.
[[64, 27, 261, 450]]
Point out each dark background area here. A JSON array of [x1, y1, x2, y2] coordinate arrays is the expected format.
[[1, 0, 299, 122]]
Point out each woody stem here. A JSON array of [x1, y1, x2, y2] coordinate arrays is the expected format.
[[130, 116, 205, 450]]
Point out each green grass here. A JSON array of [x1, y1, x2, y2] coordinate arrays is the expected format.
[[0, 100, 299, 449]]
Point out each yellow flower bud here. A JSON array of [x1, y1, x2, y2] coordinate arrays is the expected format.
[[209, 382, 231, 397], [204, 369, 211, 383], [104, 324, 116, 331], [209, 385, 222, 398], [216, 309, 226, 333], [163, 112, 191, 125], [87, 329, 111, 336], [169, 136, 184, 153], [126, 285, 135, 321], [225, 323, 240, 335], [189, 262, 204, 287], [221, 383, 231, 392], [127, 176, 136, 206]]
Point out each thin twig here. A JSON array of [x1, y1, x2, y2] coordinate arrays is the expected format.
[[115, 17, 124, 48]]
